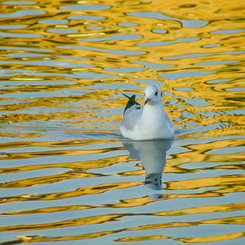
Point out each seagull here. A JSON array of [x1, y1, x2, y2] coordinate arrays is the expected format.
[[120, 84, 174, 140]]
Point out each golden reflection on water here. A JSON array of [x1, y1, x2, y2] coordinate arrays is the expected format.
[[0, 0, 244, 138], [0, 0, 245, 244]]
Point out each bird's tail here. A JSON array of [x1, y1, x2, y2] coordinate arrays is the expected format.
[[122, 93, 140, 114]]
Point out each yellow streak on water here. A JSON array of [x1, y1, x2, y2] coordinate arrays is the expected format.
[[0, 0, 244, 244], [115, 232, 245, 243]]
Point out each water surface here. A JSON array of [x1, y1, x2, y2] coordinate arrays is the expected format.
[[0, 0, 244, 244]]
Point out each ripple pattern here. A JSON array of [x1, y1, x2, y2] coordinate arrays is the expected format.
[[0, 0, 244, 244]]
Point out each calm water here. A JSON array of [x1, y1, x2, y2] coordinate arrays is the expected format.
[[0, 1, 244, 244]]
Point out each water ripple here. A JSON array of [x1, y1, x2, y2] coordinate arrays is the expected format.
[[0, 1, 244, 244]]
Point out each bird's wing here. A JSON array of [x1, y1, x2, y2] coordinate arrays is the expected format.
[[121, 93, 143, 131], [122, 93, 140, 115], [121, 105, 143, 131], [164, 112, 173, 127]]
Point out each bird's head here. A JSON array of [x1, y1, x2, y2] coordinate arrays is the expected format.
[[144, 84, 163, 105]]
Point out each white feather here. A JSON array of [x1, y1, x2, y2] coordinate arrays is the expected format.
[[120, 84, 174, 140]]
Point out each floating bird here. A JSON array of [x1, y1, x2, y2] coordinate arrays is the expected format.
[[120, 84, 174, 140]]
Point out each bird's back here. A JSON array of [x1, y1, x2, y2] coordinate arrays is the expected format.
[[120, 105, 142, 132]]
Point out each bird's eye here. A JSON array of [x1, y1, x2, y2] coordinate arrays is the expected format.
[[155, 91, 158, 96]]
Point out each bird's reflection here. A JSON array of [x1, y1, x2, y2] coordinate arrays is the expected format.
[[121, 139, 173, 192]]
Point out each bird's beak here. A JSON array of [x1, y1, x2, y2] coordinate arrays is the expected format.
[[145, 97, 151, 105]]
